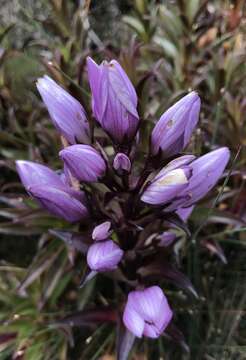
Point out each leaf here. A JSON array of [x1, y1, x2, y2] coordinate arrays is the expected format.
[[153, 36, 178, 59], [137, 261, 198, 298], [50, 230, 89, 254], [117, 323, 135, 360], [164, 323, 189, 353], [163, 212, 191, 237], [201, 239, 227, 264], [53, 307, 117, 327]]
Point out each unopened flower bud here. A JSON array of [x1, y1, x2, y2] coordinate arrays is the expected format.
[[151, 91, 201, 157], [37, 76, 90, 144], [87, 57, 139, 144], [92, 221, 112, 241], [60, 145, 106, 182], [87, 240, 123, 271], [113, 153, 131, 173]]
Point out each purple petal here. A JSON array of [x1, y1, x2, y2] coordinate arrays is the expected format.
[[29, 185, 88, 222], [158, 231, 176, 247], [151, 91, 200, 156], [183, 147, 230, 206], [92, 221, 112, 241], [176, 206, 194, 222], [141, 168, 190, 205], [87, 240, 123, 271], [60, 145, 106, 182], [113, 153, 131, 173], [36, 76, 90, 144], [123, 302, 145, 338], [16, 160, 65, 190]]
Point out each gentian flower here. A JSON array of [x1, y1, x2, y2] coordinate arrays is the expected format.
[[59, 144, 106, 182], [113, 153, 131, 173], [151, 91, 200, 157], [87, 57, 139, 144], [37, 75, 90, 144], [141, 166, 192, 205], [92, 221, 112, 241], [16, 160, 88, 222], [123, 286, 173, 338], [87, 240, 123, 272]]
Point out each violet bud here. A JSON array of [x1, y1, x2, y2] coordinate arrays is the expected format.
[[28, 185, 88, 222], [36, 75, 90, 144], [60, 144, 106, 182], [179, 147, 230, 207], [141, 166, 191, 206], [151, 91, 201, 157], [87, 57, 139, 144], [92, 221, 112, 241], [158, 231, 176, 247], [16, 160, 64, 189], [123, 286, 173, 338], [113, 153, 131, 173], [87, 240, 123, 271], [16, 160, 88, 222]]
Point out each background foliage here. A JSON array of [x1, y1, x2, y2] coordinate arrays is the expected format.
[[0, 0, 245, 359]]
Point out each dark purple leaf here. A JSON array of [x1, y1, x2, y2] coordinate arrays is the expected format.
[[201, 239, 227, 264], [50, 230, 90, 254], [137, 261, 198, 298], [164, 323, 190, 353], [163, 212, 191, 237], [53, 307, 117, 327], [117, 322, 135, 360]]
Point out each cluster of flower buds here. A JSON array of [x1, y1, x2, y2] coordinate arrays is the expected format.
[[16, 57, 230, 340]]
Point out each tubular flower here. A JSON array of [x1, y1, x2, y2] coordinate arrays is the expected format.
[[59, 144, 106, 182], [141, 166, 192, 206], [87, 240, 123, 272], [16, 160, 88, 222], [151, 91, 201, 157], [92, 221, 112, 241], [37, 75, 90, 144], [123, 286, 173, 338], [113, 153, 131, 173], [87, 57, 139, 144]]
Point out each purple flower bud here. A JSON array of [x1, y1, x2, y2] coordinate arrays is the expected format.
[[16, 160, 88, 222], [178, 147, 230, 207], [60, 145, 106, 182], [141, 166, 191, 206], [16, 160, 64, 189], [113, 153, 131, 173], [123, 286, 173, 338], [158, 231, 176, 247], [87, 240, 123, 271], [36, 75, 90, 144], [151, 91, 201, 157], [87, 57, 139, 144], [29, 185, 88, 222], [92, 221, 112, 241]]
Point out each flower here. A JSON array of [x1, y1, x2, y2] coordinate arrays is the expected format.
[[123, 286, 173, 338], [113, 153, 131, 173], [141, 165, 192, 205], [92, 221, 112, 241], [59, 144, 106, 182], [87, 57, 139, 144], [151, 91, 201, 157], [36, 75, 90, 144], [87, 240, 123, 271], [16, 160, 88, 222]]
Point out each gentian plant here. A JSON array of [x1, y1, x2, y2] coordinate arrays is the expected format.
[[16, 57, 230, 355]]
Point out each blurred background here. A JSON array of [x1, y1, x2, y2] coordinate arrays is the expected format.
[[0, 0, 245, 359]]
